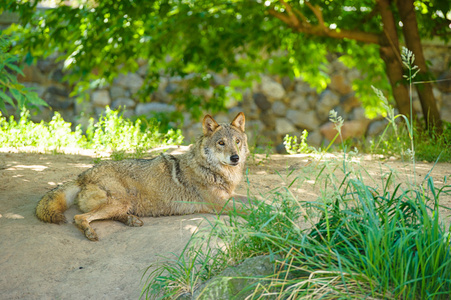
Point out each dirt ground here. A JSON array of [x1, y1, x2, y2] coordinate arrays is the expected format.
[[1, 148, 450, 299]]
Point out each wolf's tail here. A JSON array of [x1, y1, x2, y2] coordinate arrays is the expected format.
[[36, 181, 81, 224]]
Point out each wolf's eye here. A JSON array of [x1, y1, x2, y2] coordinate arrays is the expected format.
[[236, 139, 240, 144], [218, 140, 225, 146]]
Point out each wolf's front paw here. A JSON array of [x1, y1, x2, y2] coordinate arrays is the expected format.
[[126, 215, 144, 227], [84, 227, 99, 241]]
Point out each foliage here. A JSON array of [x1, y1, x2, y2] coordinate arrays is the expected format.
[[0, 107, 183, 152], [371, 120, 451, 162], [283, 130, 310, 154], [85, 107, 183, 151], [0, 33, 47, 113], [369, 47, 451, 163], [141, 158, 451, 299], [4, 0, 449, 119]]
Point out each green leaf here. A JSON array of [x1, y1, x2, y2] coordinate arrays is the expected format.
[[26, 91, 48, 107], [9, 88, 23, 102], [0, 98, 7, 113], [0, 90, 15, 106], [6, 63, 25, 77]]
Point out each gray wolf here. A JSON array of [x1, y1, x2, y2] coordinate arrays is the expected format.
[[36, 113, 249, 241]]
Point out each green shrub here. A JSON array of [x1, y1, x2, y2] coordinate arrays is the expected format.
[[0, 106, 183, 152]]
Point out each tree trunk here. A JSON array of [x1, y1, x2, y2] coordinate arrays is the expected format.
[[377, 0, 416, 121], [396, 0, 442, 132]]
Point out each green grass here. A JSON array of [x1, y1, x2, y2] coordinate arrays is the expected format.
[[0, 106, 183, 154], [141, 49, 451, 298], [141, 161, 451, 299]]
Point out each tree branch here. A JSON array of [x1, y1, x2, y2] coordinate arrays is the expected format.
[[267, 2, 381, 45], [279, 0, 302, 28], [305, 1, 325, 28]]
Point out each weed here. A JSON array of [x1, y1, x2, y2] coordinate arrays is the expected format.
[[140, 49, 451, 299], [249, 134, 273, 166], [283, 130, 310, 154], [0, 106, 184, 155]]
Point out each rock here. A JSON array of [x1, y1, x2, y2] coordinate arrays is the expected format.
[[151, 91, 171, 103], [245, 119, 265, 142], [440, 93, 451, 123], [241, 93, 259, 120], [193, 255, 277, 300], [286, 110, 320, 130], [307, 130, 323, 147], [135, 102, 176, 116], [138, 64, 148, 77], [281, 76, 294, 92], [94, 106, 107, 116], [276, 143, 287, 154], [114, 73, 144, 93], [341, 93, 360, 113], [37, 58, 57, 73], [75, 99, 94, 115], [437, 71, 451, 93], [275, 118, 296, 135], [367, 119, 389, 136], [329, 73, 353, 95], [165, 82, 179, 94], [294, 80, 315, 95], [316, 90, 340, 122], [21, 83, 46, 98], [320, 119, 370, 143], [110, 86, 127, 100], [261, 76, 285, 100], [91, 90, 111, 107], [212, 113, 229, 124], [43, 86, 73, 109], [260, 111, 276, 129], [50, 68, 65, 82], [272, 101, 287, 117], [111, 97, 136, 110], [17, 65, 49, 85], [253, 93, 271, 111], [291, 95, 311, 111], [351, 107, 366, 120]]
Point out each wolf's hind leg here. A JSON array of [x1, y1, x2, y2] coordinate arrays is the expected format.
[[114, 214, 143, 227], [74, 203, 134, 241]]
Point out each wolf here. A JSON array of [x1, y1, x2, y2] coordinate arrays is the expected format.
[[36, 112, 249, 241]]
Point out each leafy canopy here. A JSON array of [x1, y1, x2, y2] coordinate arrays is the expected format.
[[3, 0, 450, 118], [0, 34, 48, 113]]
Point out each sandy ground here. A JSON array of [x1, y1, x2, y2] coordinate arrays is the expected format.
[[1, 148, 450, 299]]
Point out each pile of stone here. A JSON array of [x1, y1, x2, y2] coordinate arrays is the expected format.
[[11, 44, 451, 152]]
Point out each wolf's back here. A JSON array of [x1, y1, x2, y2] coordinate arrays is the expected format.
[[36, 181, 81, 224]]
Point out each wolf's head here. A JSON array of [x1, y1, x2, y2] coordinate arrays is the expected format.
[[200, 112, 249, 167]]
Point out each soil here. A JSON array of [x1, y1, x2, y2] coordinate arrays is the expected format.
[[1, 148, 450, 299]]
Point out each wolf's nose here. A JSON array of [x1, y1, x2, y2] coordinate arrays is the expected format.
[[230, 155, 240, 163]]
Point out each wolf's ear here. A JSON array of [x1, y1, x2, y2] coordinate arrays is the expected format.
[[231, 112, 245, 132], [202, 114, 220, 135]]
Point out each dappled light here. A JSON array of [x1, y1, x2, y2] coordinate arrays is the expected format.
[[1, 0, 451, 298]]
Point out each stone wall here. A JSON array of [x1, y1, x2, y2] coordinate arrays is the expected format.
[[9, 43, 451, 151]]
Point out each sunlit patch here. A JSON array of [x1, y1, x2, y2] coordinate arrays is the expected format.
[[4, 213, 24, 219], [7, 165, 48, 172], [67, 164, 93, 169], [48, 182, 57, 186], [183, 224, 200, 234]]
